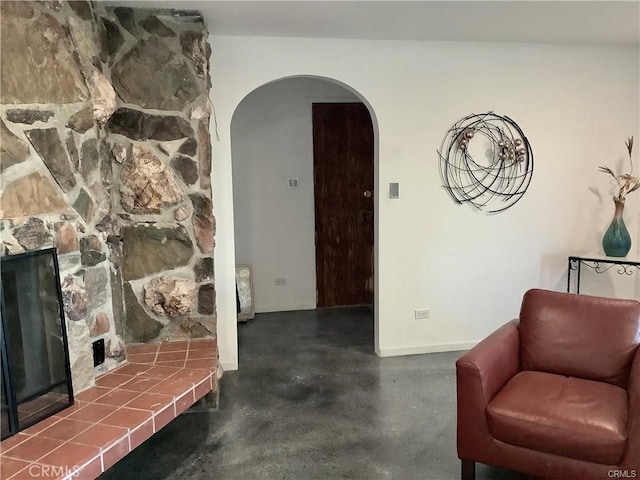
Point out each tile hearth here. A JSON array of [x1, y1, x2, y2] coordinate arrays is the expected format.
[[1, 339, 217, 480]]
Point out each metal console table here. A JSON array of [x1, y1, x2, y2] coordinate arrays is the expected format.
[[567, 253, 640, 294]]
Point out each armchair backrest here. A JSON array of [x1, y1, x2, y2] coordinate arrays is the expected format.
[[519, 289, 640, 389]]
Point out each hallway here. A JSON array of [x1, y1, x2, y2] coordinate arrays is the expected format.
[[101, 308, 515, 479]]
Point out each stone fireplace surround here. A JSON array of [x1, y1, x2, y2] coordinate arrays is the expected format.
[[0, 0, 216, 398]]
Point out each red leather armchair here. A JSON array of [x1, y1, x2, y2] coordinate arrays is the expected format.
[[456, 289, 640, 480]]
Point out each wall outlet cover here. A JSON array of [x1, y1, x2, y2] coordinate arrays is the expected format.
[[93, 339, 105, 367]]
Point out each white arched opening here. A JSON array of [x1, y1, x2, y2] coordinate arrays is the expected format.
[[214, 75, 380, 370]]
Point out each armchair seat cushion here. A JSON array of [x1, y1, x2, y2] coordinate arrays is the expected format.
[[487, 371, 628, 465]]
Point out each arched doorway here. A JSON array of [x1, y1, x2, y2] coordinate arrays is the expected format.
[[229, 76, 379, 353]]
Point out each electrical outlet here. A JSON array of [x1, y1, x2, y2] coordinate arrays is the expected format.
[[414, 308, 430, 319], [92, 339, 105, 366], [275, 278, 287, 286]]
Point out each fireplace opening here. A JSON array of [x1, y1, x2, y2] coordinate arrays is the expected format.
[[1, 248, 74, 440]]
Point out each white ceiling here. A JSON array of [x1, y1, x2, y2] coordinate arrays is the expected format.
[[110, 1, 640, 45]]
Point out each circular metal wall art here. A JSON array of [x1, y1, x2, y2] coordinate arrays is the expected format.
[[437, 112, 534, 214]]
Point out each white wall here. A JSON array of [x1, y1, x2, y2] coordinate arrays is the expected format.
[[211, 35, 640, 370], [231, 78, 359, 312]]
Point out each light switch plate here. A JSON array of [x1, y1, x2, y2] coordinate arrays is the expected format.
[[389, 182, 399, 199]]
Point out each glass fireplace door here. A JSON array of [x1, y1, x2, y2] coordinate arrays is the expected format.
[[0, 248, 74, 440]]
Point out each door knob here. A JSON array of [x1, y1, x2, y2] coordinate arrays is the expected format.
[[363, 190, 372, 198]]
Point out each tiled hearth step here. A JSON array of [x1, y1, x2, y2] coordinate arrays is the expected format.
[[0, 339, 218, 480]]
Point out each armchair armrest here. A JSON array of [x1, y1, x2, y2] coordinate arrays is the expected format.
[[621, 346, 640, 472], [456, 319, 520, 460]]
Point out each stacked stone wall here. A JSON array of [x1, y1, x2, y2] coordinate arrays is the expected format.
[[103, 5, 216, 345], [0, 1, 215, 394]]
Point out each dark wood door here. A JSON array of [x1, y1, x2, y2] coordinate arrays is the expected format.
[[313, 103, 374, 307]]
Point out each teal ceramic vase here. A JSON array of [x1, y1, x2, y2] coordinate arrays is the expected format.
[[602, 197, 631, 257]]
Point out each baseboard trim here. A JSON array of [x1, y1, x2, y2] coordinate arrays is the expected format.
[[376, 341, 477, 357], [220, 360, 238, 372], [256, 304, 316, 313]]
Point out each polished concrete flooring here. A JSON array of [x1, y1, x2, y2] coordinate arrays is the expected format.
[[101, 307, 518, 480]]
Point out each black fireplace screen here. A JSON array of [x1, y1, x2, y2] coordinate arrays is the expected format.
[[1, 248, 74, 440]]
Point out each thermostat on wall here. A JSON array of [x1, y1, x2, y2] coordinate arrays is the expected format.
[[287, 177, 300, 189]]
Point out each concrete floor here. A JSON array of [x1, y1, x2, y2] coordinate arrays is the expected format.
[[101, 307, 518, 480]]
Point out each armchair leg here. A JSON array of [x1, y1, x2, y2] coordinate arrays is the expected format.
[[461, 460, 475, 480]]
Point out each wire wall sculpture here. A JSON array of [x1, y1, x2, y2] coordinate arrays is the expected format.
[[437, 112, 534, 214]]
